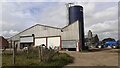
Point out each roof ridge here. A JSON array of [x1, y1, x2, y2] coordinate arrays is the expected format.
[[10, 23, 62, 39]]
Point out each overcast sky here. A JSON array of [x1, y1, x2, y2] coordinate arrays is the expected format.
[[0, 1, 119, 41]]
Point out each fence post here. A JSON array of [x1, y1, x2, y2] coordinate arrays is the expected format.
[[41, 46, 43, 61], [13, 41, 15, 64], [38, 46, 42, 62], [27, 45, 29, 58]]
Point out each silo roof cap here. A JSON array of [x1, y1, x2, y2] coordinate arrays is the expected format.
[[69, 5, 83, 8], [67, 3, 83, 8]]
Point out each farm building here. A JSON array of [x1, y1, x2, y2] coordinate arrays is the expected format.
[[85, 30, 99, 48], [0, 36, 9, 49], [8, 5, 86, 51]]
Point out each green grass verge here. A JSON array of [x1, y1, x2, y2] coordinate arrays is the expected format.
[[2, 51, 73, 68]]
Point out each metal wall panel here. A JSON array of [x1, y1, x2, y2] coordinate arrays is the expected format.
[[10, 21, 80, 49], [20, 25, 40, 36], [10, 25, 61, 48], [35, 38, 46, 46], [20, 37, 33, 43], [62, 40, 77, 48], [20, 25, 61, 38], [61, 21, 79, 40], [47, 37, 60, 49], [11, 34, 20, 41]]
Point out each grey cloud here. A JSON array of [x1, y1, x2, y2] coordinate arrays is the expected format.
[[98, 31, 118, 41], [37, 2, 67, 28], [85, 6, 118, 27], [1, 2, 118, 40]]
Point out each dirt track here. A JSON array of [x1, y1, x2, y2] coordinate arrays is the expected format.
[[60, 48, 119, 66]]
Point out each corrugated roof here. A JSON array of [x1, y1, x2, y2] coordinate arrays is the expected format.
[[10, 24, 61, 39], [10, 21, 80, 39]]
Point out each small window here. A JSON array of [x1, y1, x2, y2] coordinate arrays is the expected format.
[[61, 29, 63, 32]]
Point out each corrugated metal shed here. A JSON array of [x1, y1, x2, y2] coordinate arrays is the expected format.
[[61, 21, 79, 40], [9, 21, 80, 49]]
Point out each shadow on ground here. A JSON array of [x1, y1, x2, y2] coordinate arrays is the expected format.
[[88, 48, 119, 53]]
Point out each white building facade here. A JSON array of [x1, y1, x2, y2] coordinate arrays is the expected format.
[[9, 21, 80, 51]]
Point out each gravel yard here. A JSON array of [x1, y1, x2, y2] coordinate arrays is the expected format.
[[60, 48, 119, 66]]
